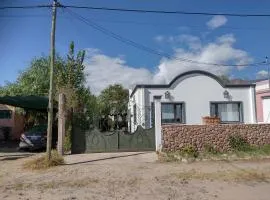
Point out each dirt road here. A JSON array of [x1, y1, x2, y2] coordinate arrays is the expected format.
[[1, 152, 270, 200]]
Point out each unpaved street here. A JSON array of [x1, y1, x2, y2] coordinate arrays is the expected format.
[[1, 152, 270, 200]]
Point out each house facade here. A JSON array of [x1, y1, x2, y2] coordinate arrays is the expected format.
[[255, 79, 270, 123], [128, 70, 257, 132], [0, 104, 24, 140]]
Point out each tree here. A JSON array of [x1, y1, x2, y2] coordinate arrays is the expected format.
[[98, 84, 129, 130], [0, 41, 87, 111], [0, 42, 96, 151], [55, 41, 86, 111], [0, 56, 64, 96]]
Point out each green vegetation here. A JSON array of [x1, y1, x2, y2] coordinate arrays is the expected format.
[[181, 145, 199, 158], [0, 41, 129, 152], [159, 138, 270, 162], [98, 84, 129, 131], [228, 134, 250, 151], [203, 143, 219, 154], [158, 145, 199, 162], [23, 150, 64, 170]]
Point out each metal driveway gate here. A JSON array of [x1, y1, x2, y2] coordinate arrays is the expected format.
[[71, 124, 155, 154]]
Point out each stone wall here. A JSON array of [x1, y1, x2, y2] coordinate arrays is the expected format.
[[162, 124, 270, 152]]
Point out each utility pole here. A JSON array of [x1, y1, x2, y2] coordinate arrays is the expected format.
[[47, 0, 58, 159]]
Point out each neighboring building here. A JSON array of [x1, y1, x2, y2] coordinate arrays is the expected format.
[[128, 70, 257, 132], [255, 79, 270, 123], [0, 104, 24, 140]]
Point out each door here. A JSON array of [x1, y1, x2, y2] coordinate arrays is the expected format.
[[262, 97, 270, 123]]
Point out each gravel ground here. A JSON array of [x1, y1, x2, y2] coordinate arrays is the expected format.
[[1, 151, 270, 200]]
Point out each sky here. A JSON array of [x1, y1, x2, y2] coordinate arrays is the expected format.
[[0, 0, 270, 94]]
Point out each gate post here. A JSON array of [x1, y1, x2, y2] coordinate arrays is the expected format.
[[58, 93, 66, 156], [154, 95, 162, 152]]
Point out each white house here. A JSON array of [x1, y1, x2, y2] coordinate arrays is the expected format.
[[128, 70, 257, 132]]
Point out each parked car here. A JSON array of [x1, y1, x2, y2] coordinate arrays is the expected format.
[[19, 124, 57, 151]]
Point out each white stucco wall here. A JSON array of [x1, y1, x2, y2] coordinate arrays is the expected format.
[[128, 88, 147, 132], [256, 80, 269, 91], [129, 73, 256, 131]]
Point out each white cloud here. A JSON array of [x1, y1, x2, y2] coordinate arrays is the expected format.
[[84, 50, 153, 94], [217, 34, 236, 44], [176, 34, 202, 50], [85, 34, 253, 94], [154, 34, 201, 50], [207, 15, 228, 29], [154, 35, 164, 42], [257, 70, 268, 78]]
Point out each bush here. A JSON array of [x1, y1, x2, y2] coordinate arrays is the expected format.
[[64, 125, 72, 153], [181, 145, 199, 158], [228, 134, 250, 151], [203, 144, 219, 154], [23, 150, 64, 170]]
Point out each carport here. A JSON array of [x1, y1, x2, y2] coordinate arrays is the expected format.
[[0, 95, 54, 141], [0, 95, 50, 111]]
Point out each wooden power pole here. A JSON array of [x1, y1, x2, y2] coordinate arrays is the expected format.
[[47, 0, 58, 159]]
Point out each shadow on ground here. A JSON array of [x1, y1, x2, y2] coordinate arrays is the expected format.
[[66, 152, 149, 166]]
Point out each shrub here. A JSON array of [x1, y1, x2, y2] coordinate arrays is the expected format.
[[203, 143, 219, 154], [228, 134, 250, 151], [181, 145, 199, 158], [64, 125, 72, 153], [23, 150, 64, 170]]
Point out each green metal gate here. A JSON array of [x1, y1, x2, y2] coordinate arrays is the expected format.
[[71, 125, 155, 153]]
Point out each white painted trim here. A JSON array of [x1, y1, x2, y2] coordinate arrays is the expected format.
[[154, 96, 162, 151]]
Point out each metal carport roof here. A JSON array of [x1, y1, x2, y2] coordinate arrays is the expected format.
[[0, 95, 51, 111]]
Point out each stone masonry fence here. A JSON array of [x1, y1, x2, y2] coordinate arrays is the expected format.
[[162, 124, 270, 152]]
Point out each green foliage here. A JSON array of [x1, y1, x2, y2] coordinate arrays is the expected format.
[[64, 125, 72, 153], [0, 41, 95, 153], [180, 145, 199, 158], [98, 84, 129, 116], [0, 41, 88, 111], [55, 41, 87, 111], [97, 84, 129, 130], [203, 143, 219, 154], [0, 56, 65, 97], [228, 134, 250, 151]]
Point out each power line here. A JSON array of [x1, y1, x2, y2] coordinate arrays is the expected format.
[[62, 5, 270, 17], [1, 4, 270, 18], [64, 8, 264, 67], [0, 14, 269, 32], [0, 5, 51, 10]]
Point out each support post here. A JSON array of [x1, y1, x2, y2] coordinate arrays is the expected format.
[[57, 93, 66, 156], [154, 95, 162, 152]]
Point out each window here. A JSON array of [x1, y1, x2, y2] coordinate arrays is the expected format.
[[133, 104, 137, 124], [210, 102, 242, 123], [0, 110, 12, 119], [151, 102, 155, 127], [161, 103, 185, 124]]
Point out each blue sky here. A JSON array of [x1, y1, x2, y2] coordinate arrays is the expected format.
[[0, 0, 270, 93]]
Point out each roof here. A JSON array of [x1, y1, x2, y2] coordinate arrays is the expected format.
[[130, 70, 256, 97], [0, 95, 53, 111]]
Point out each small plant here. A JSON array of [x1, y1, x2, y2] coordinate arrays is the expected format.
[[64, 125, 72, 153], [23, 150, 64, 170], [181, 145, 199, 158], [203, 143, 219, 154], [228, 134, 250, 151]]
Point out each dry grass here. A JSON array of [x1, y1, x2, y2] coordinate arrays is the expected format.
[[173, 169, 270, 183], [6, 178, 100, 191], [23, 150, 64, 170], [158, 145, 270, 163]]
